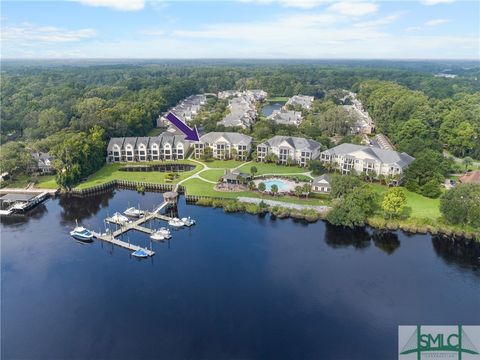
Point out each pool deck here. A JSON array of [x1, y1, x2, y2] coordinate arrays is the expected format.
[[253, 178, 305, 193]]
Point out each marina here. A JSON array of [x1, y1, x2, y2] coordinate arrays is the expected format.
[[83, 191, 196, 257], [0, 191, 51, 215]]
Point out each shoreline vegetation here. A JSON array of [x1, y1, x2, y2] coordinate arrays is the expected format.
[[6, 158, 477, 241]]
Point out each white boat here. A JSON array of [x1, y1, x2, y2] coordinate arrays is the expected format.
[[181, 217, 196, 227], [111, 212, 129, 223], [124, 207, 145, 218], [150, 227, 171, 240], [70, 226, 94, 242], [131, 248, 149, 258], [168, 217, 184, 228]]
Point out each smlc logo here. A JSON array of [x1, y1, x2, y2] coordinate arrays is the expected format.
[[399, 325, 480, 360]]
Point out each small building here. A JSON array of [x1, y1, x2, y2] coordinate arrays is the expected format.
[[31, 152, 55, 174], [459, 171, 480, 185], [285, 95, 314, 110], [267, 109, 302, 126], [257, 135, 321, 167], [312, 174, 332, 194], [221, 169, 250, 184], [195, 132, 253, 160]]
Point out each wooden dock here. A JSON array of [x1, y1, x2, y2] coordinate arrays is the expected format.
[[92, 231, 155, 256], [94, 199, 178, 257]]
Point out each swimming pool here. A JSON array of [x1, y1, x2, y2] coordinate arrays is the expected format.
[[263, 179, 288, 192]]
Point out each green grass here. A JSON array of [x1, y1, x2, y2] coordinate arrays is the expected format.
[[75, 160, 201, 189], [368, 183, 441, 220], [199, 169, 225, 182], [5, 175, 58, 189], [201, 159, 244, 169], [182, 178, 328, 205], [239, 162, 306, 175], [147, 128, 164, 136]]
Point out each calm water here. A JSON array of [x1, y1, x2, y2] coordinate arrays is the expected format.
[[1, 189, 479, 359], [261, 102, 284, 116]]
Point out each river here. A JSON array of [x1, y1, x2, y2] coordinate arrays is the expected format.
[[1, 189, 479, 359]]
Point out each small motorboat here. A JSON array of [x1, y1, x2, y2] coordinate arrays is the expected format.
[[124, 207, 145, 218], [111, 212, 129, 223], [131, 248, 149, 258], [168, 217, 184, 228], [150, 227, 171, 240], [70, 224, 94, 242], [181, 217, 196, 227]]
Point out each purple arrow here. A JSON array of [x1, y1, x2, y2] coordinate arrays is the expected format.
[[165, 112, 200, 142]]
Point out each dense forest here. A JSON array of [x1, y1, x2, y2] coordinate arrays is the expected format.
[[1, 60, 479, 190]]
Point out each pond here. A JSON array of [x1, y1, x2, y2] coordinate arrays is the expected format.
[[1, 189, 479, 359], [261, 102, 284, 117]]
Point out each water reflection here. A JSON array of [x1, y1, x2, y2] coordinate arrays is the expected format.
[[324, 223, 371, 249], [372, 231, 400, 255], [59, 190, 115, 222], [432, 235, 480, 270]]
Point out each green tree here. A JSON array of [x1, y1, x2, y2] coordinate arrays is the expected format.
[[440, 184, 480, 227], [294, 185, 303, 198], [258, 182, 266, 192], [421, 179, 442, 198], [330, 174, 362, 198], [0, 142, 37, 177], [271, 184, 279, 196], [326, 186, 377, 228], [308, 160, 326, 176], [463, 157, 473, 171], [302, 183, 311, 198], [250, 165, 258, 178], [381, 187, 407, 219]]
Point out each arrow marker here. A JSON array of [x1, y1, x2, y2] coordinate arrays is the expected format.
[[165, 112, 200, 142]]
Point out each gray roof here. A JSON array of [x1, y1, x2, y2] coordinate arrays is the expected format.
[[268, 109, 302, 125], [107, 138, 125, 151], [323, 143, 415, 167], [1, 193, 36, 202], [312, 174, 332, 186], [200, 132, 252, 146], [136, 137, 150, 147], [123, 137, 138, 147], [259, 136, 320, 152]]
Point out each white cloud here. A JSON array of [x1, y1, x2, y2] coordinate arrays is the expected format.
[[139, 29, 165, 36], [76, 0, 145, 11], [238, 0, 331, 9], [425, 18, 450, 26], [1, 23, 97, 43], [354, 13, 402, 28], [421, 0, 455, 5], [328, 1, 378, 16]]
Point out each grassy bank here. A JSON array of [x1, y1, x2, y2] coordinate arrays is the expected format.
[[75, 160, 200, 190], [238, 162, 307, 175], [265, 97, 289, 102], [5, 175, 58, 189]]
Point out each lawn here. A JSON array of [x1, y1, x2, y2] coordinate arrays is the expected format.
[[147, 128, 164, 136], [75, 160, 201, 190], [368, 183, 441, 220], [5, 175, 58, 189], [239, 162, 307, 175], [182, 178, 327, 205], [199, 169, 225, 182], [201, 159, 245, 169]]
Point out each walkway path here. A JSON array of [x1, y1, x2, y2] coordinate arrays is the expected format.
[[237, 197, 330, 212]]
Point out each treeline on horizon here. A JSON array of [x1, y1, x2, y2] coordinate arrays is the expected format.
[[0, 61, 479, 190]]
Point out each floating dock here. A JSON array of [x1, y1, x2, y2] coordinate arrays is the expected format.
[[92, 196, 179, 257]]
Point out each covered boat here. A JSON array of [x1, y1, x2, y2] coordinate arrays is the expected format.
[[124, 207, 145, 218], [150, 227, 171, 241], [168, 218, 184, 228], [131, 248, 149, 258], [111, 212, 129, 223], [181, 217, 196, 227], [70, 226, 94, 242]]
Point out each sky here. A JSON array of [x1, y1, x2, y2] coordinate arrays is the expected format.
[[1, 0, 479, 59]]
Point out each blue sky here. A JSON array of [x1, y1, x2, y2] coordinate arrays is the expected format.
[[1, 0, 479, 59]]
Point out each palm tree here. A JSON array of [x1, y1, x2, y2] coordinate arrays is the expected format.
[[271, 184, 278, 196], [294, 185, 303, 198], [250, 165, 258, 179], [258, 182, 266, 192], [302, 183, 311, 198]]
